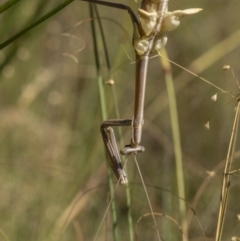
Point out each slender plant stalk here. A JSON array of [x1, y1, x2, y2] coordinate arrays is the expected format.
[[0, 0, 21, 13], [0, 0, 74, 49], [215, 101, 240, 241], [0, 1, 49, 73], [89, 4, 119, 241], [159, 48, 188, 241], [92, 5, 133, 240], [134, 156, 162, 241], [109, 81, 134, 241]]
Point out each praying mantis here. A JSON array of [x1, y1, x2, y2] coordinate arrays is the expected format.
[[81, 0, 202, 184], [2, 2, 240, 240], [0, 0, 201, 185]]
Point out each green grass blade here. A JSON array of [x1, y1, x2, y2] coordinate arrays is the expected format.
[[89, 4, 119, 241], [0, 0, 74, 49], [0, 0, 21, 13], [91, 5, 134, 241], [159, 48, 188, 241]]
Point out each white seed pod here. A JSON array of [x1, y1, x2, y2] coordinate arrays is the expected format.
[[222, 65, 230, 71], [162, 8, 202, 32], [138, 9, 158, 36], [211, 93, 217, 101], [154, 35, 168, 51], [105, 79, 115, 86], [206, 170, 215, 177], [134, 39, 149, 55], [204, 121, 210, 130]]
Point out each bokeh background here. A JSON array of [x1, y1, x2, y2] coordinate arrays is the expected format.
[[0, 0, 240, 240]]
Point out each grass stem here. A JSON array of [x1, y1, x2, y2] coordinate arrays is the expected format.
[[89, 4, 118, 240], [215, 101, 240, 241], [0, 0, 74, 49], [159, 48, 188, 241]]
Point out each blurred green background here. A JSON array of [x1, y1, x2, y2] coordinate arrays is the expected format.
[[0, 0, 240, 240]]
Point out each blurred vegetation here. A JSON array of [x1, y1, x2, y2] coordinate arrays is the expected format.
[[0, 0, 240, 240]]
